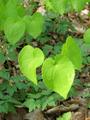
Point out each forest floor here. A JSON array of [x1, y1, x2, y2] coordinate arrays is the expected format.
[[0, 5, 90, 120]]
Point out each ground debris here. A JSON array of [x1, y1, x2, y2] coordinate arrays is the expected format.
[[24, 109, 46, 120]]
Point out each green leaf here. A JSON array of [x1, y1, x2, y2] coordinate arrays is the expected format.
[[5, 0, 25, 19], [4, 18, 25, 45], [18, 45, 44, 84], [42, 55, 75, 99], [0, 69, 10, 80], [23, 99, 36, 112], [45, 0, 86, 14], [0, 52, 6, 64], [43, 44, 53, 56], [0, 103, 9, 113], [44, 0, 54, 11], [5, 0, 18, 18], [42, 96, 55, 110], [71, 0, 86, 12], [57, 112, 71, 120], [45, 0, 67, 14], [0, 0, 6, 30], [35, 100, 41, 109], [17, 5, 25, 17], [61, 36, 82, 70], [84, 28, 90, 44], [24, 12, 44, 38]]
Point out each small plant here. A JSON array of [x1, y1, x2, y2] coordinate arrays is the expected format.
[[57, 112, 72, 120], [0, 0, 90, 113]]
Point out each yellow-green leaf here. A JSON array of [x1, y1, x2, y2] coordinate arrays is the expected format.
[[61, 36, 82, 70], [18, 45, 44, 84], [42, 55, 75, 99], [4, 18, 25, 45], [84, 28, 90, 44], [24, 12, 44, 38]]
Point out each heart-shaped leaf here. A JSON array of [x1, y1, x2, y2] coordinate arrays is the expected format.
[[4, 18, 25, 45], [45, 0, 67, 14], [24, 12, 44, 38], [18, 45, 44, 84], [61, 36, 82, 70], [84, 28, 90, 44], [5, 0, 18, 18], [42, 55, 75, 99]]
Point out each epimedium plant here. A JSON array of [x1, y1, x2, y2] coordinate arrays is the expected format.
[[0, 0, 90, 101], [44, 0, 90, 14], [0, 0, 90, 44], [18, 32, 90, 99], [0, 0, 44, 43], [18, 36, 82, 99]]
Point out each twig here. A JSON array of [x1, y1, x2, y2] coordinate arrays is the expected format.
[[45, 104, 79, 115]]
